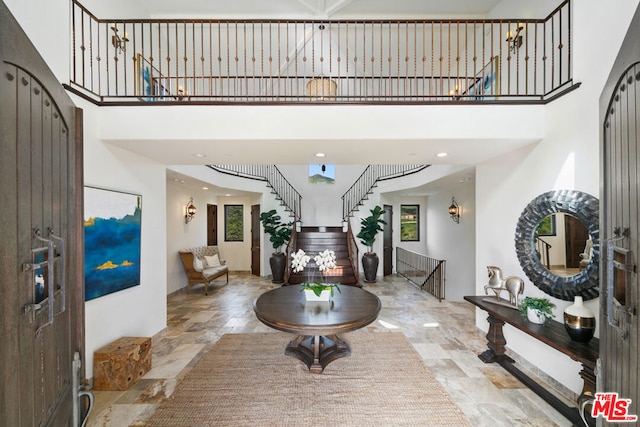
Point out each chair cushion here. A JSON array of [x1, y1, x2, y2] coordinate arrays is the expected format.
[[204, 254, 221, 267], [193, 257, 204, 272]]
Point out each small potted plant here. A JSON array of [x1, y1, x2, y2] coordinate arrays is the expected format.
[[291, 249, 341, 301], [260, 209, 292, 283], [518, 296, 556, 324], [356, 205, 386, 283]]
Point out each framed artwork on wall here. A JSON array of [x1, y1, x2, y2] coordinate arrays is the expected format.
[[84, 186, 142, 301], [225, 204, 244, 241], [465, 56, 500, 100], [400, 204, 420, 241], [536, 214, 557, 236], [135, 53, 172, 101], [309, 164, 335, 184]]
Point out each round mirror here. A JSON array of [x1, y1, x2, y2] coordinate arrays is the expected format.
[[515, 190, 599, 301]]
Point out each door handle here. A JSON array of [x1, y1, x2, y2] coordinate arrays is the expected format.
[[33, 228, 55, 335]]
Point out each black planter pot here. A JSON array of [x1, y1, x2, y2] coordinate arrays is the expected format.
[[362, 252, 379, 283], [270, 252, 287, 284]]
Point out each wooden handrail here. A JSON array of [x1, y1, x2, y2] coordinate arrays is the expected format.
[[346, 220, 359, 285], [396, 247, 446, 301]]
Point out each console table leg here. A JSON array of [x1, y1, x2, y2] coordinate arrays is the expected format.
[[479, 313, 514, 364]]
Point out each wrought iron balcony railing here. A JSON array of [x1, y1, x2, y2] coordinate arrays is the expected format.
[[68, 0, 575, 105]]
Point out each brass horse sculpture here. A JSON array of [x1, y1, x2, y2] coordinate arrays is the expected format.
[[484, 265, 524, 306]]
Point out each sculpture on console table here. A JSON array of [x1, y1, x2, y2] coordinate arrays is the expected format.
[[484, 265, 524, 308]]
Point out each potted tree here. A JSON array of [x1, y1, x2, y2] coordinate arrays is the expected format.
[[517, 296, 556, 324], [260, 209, 292, 283], [356, 205, 386, 283]]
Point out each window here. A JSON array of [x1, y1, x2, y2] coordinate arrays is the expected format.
[[224, 205, 244, 241], [400, 205, 419, 241]]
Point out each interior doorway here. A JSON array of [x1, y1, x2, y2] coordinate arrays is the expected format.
[[383, 205, 393, 276], [207, 204, 218, 246], [251, 204, 261, 276]]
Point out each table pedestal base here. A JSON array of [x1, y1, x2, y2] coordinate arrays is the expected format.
[[285, 334, 350, 373]]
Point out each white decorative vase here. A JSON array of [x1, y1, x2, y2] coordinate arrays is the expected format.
[[304, 289, 331, 302], [527, 307, 547, 324], [564, 296, 596, 343]]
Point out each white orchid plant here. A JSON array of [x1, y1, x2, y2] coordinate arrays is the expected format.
[[291, 248, 341, 297]]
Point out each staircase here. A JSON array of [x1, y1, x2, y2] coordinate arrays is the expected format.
[[288, 226, 359, 286]]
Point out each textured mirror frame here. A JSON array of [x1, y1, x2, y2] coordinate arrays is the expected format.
[[515, 190, 599, 301]]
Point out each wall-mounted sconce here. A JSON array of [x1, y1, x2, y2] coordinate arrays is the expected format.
[[185, 197, 197, 223], [177, 85, 188, 100], [448, 197, 461, 224], [505, 23, 524, 53], [110, 23, 129, 54]]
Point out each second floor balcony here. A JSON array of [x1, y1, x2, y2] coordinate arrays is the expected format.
[[68, 0, 577, 105]]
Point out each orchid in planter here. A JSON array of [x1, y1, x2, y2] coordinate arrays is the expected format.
[[291, 249, 341, 299]]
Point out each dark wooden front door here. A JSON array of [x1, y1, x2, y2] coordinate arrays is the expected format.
[[383, 205, 393, 276], [0, 3, 85, 426], [251, 204, 261, 276], [600, 5, 640, 420]]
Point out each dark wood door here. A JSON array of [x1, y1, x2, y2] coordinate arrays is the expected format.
[[251, 204, 261, 276], [0, 3, 84, 426], [564, 215, 588, 268], [207, 204, 218, 246], [599, 5, 640, 421], [383, 205, 393, 276]]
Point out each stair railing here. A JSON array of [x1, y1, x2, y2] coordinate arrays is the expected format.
[[535, 237, 552, 270], [396, 247, 446, 301], [346, 220, 360, 286], [284, 226, 298, 285], [342, 165, 428, 221], [208, 165, 302, 223]]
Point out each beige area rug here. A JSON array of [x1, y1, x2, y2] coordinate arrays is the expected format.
[[146, 332, 471, 427]]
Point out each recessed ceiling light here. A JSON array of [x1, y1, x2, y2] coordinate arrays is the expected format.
[[193, 153, 206, 158], [202, 187, 209, 190], [315, 153, 326, 158], [436, 152, 448, 158], [225, 193, 231, 197]]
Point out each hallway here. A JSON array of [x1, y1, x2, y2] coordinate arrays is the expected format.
[[88, 273, 573, 426]]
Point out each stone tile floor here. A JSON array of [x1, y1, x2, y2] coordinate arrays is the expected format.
[[87, 273, 574, 426]]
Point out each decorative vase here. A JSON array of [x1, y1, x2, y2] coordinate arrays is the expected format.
[[526, 307, 547, 324], [564, 296, 596, 343], [362, 252, 379, 283], [304, 289, 331, 302], [270, 252, 286, 284]]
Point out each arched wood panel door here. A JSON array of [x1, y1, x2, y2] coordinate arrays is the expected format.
[[0, 3, 85, 426], [599, 4, 640, 422]]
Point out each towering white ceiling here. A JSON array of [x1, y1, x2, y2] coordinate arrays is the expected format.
[[131, 0, 504, 19]]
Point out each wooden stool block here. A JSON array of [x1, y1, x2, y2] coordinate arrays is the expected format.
[[93, 337, 152, 391]]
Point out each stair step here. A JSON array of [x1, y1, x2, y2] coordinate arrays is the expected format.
[[300, 226, 343, 232]]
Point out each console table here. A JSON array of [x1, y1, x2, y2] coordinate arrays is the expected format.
[[464, 295, 598, 426]]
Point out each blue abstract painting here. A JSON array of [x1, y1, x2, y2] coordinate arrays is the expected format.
[[84, 187, 142, 301]]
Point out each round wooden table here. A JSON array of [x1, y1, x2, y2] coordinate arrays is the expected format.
[[253, 285, 381, 373]]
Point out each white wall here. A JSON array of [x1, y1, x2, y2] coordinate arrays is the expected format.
[[277, 164, 367, 226], [426, 183, 476, 301], [75, 97, 168, 379], [475, 0, 640, 395]]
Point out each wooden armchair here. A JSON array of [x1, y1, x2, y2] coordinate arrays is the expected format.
[[179, 246, 229, 295]]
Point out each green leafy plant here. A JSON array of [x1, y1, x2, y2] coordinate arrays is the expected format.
[[356, 205, 387, 253], [517, 296, 556, 320], [300, 282, 341, 297], [259, 209, 292, 253]]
